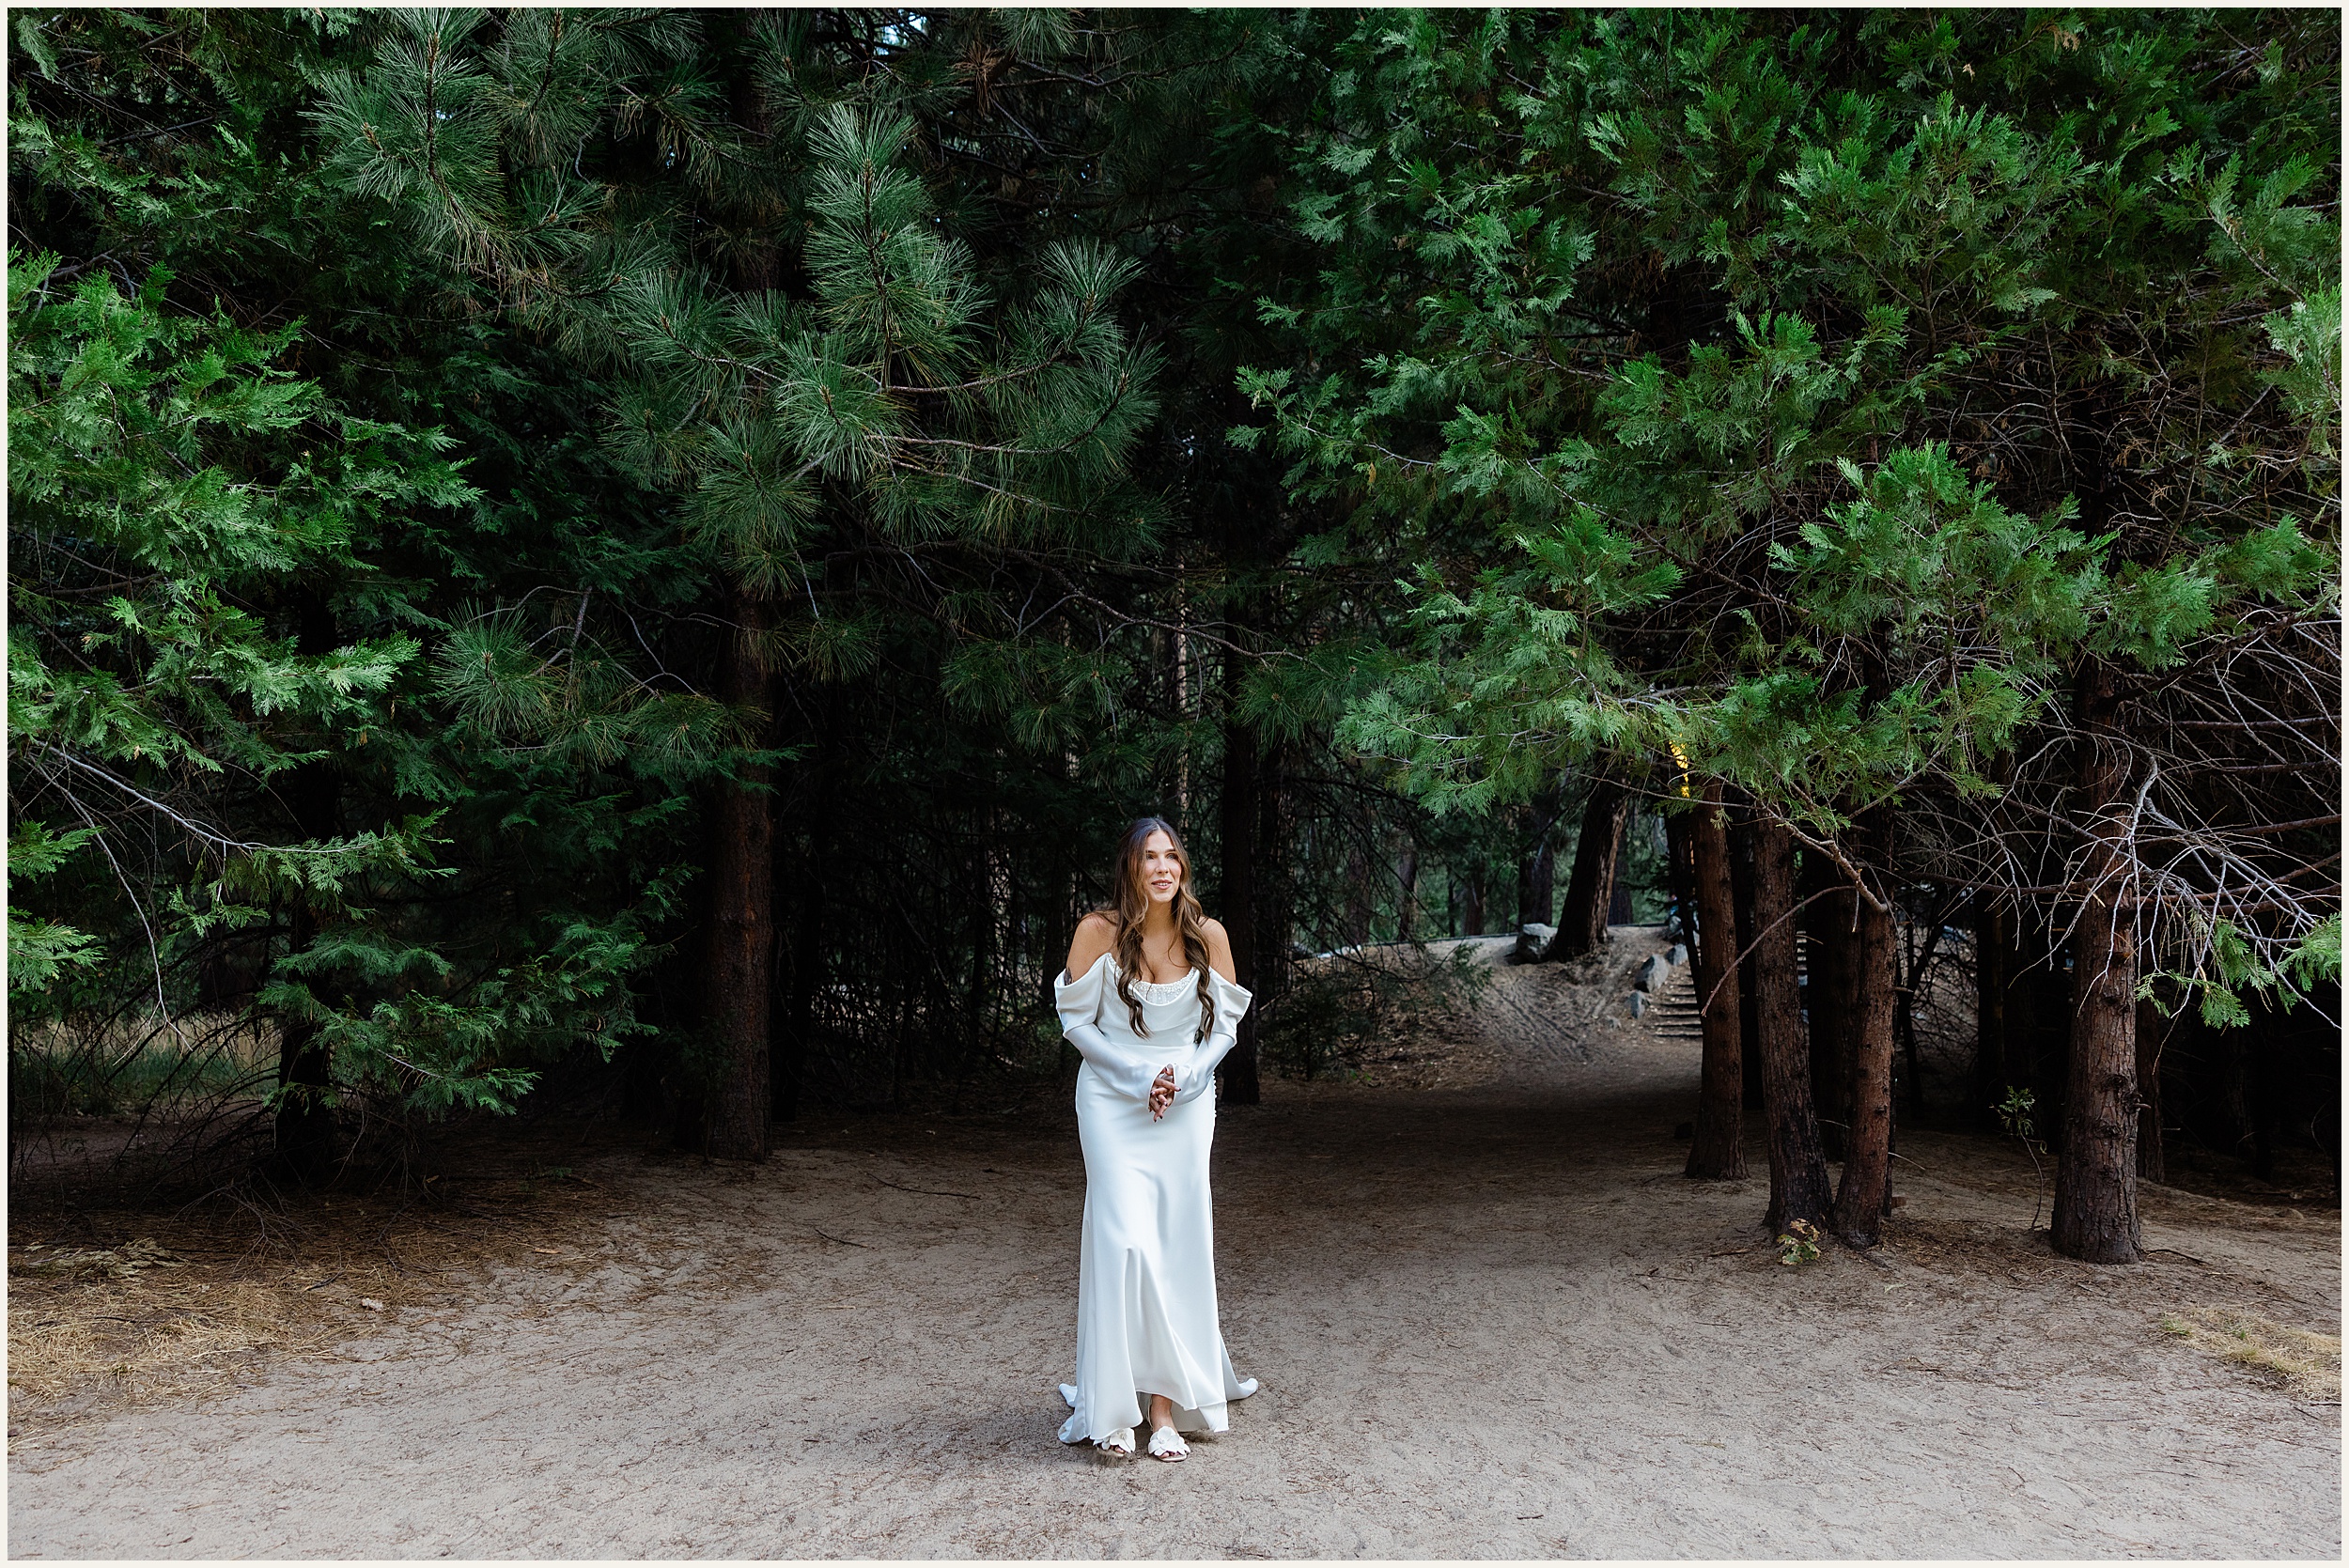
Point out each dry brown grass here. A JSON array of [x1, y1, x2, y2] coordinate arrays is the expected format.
[[7, 1162, 620, 1441], [2161, 1306, 2342, 1402]]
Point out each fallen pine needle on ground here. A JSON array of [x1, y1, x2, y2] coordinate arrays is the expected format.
[[2161, 1305, 2342, 1403]]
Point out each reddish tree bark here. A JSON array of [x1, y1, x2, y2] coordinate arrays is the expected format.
[[1831, 833, 1898, 1246], [1608, 817, 1636, 925], [2053, 664, 2142, 1264], [1544, 779, 1626, 960], [701, 591, 775, 1161], [1744, 812, 1833, 1232], [1663, 805, 1696, 938], [1728, 798, 1765, 1110], [1684, 784, 1746, 1180]]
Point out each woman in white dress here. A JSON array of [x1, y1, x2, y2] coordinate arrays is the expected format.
[[1053, 817, 1258, 1462]]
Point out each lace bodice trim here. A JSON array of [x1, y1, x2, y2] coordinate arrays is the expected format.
[[1116, 963, 1200, 1005]]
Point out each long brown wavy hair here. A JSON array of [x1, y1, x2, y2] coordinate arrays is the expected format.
[[1091, 816, 1215, 1042]]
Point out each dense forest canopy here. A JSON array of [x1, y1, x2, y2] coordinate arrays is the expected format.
[[8, 8, 2339, 1261]]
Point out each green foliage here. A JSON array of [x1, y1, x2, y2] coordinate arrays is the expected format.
[[6, 249, 666, 1116], [1242, 8, 2339, 1014], [8, 8, 2334, 1172], [8, 10, 722, 1146], [1996, 1084, 2050, 1232], [313, 16, 1165, 612], [2144, 913, 2343, 1030], [1995, 1085, 2038, 1142], [1775, 1217, 1822, 1266], [8, 249, 447, 962]]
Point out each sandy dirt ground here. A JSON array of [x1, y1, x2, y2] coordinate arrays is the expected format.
[[8, 932, 2341, 1559]]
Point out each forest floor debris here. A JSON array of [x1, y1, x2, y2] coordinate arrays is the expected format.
[[6, 1164, 614, 1424], [8, 930, 2339, 1558], [2161, 1306, 2342, 1403]]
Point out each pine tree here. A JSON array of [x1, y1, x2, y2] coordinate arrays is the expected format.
[[1237, 8, 2340, 1249], [312, 11, 1168, 1156], [9, 9, 734, 1178]]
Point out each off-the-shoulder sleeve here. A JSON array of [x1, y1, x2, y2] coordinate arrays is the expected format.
[[1053, 951, 1111, 1035], [1206, 968, 1253, 1032], [1054, 954, 1158, 1103]]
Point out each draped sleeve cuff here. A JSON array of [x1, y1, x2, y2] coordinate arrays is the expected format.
[[1174, 970, 1255, 1103], [1055, 954, 1155, 1103]]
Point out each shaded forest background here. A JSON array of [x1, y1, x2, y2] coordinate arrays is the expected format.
[[8, 8, 2340, 1263]]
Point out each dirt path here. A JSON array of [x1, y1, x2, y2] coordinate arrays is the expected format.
[[9, 934, 2340, 1558]]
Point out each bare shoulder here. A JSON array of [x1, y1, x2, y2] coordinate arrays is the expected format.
[[1065, 911, 1118, 982], [1199, 917, 1237, 983]]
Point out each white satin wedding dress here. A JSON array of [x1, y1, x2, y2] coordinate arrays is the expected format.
[[1052, 952, 1259, 1447]]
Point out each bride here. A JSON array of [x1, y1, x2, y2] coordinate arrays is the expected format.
[[1052, 816, 1258, 1462]]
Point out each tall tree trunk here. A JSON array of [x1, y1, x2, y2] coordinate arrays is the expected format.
[[1729, 795, 1765, 1110], [272, 593, 342, 1184], [1663, 803, 1697, 941], [1973, 893, 2010, 1131], [1684, 784, 1745, 1180], [1801, 852, 1855, 1162], [713, 43, 785, 1149], [1462, 869, 1486, 939], [702, 590, 774, 1161], [1608, 814, 1636, 924], [1544, 778, 1626, 960], [2052, 663, 2141, 1264], [1746, 812, 1833, 1232], [1832, 825, 1898, 1246]]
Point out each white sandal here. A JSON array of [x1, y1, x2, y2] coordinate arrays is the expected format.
[[1147, 1425, 1189, 1463]]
